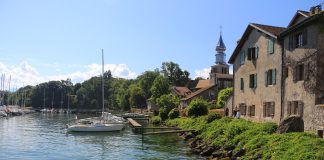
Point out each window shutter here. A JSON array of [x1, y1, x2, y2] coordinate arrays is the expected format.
[[254, 74, 257, 88], [240, 51, 243, 65], [304, 62, 309, 80], [289, 35, 294, 50], [293, 67, 297, 82], [240, 78, 244, 90], [287, 101, 291, 116], [256, 47, 259, 58], [247, 48, 252, 60], [263, 102, 266, 117], [249, 75, 253, 88], [264, 71, 268, 86], [303, 29, 308, 46], [247, 106, 250, 116], [272, 68, 276, 85], [298, 101, 304, 117], [270, 102, 275, 117], [268, 38, 274, 54]]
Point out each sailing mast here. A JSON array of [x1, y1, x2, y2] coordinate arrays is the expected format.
[[7, 75, 11, 106], [101, 49, 105, 116]]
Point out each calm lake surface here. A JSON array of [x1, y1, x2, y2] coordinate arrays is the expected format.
[[0, 113, 203, 160]]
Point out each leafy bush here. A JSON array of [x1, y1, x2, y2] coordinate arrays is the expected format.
[[166, 117, 324, 159], [151, 116, 161, 125], [168, 108, 180, 119], [156, 94, 180, 113], [158, 107, 168, 121], [206, 112, 221, 123], [187, 98, 209, 117], [217, 87, 233, 108]]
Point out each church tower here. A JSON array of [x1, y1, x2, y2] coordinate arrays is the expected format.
[[210, 29, 230, 86], [215, 32, 226, 64]]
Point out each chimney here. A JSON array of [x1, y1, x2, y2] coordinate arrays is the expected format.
[[310, 5, 322, 15]]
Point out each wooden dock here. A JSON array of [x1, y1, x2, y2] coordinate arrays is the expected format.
[[127, 118, 196, 135], [127, 118, 142, 127]]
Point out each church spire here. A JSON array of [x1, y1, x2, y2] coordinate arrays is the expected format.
[[215, 26, 226, 64]]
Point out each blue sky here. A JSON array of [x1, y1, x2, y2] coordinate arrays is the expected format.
[[0, 0, 322, 88]]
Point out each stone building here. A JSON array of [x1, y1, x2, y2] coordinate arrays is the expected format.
[[181, 32, 233, 108], [228, 5, 324, 131], [228, 23, 285, 122], [280, 5, 324, 131]]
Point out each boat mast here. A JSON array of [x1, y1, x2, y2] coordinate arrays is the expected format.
[[7, 75, 11, 106], [101, 49, 105, 116]]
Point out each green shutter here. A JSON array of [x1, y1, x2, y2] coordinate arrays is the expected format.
[[264, 71, 268, 86], [240, 51, 245, 65], [268, 38, 274, 54], [240, 78, 244, 90], [254, 74, 257, 88], [272, 68, 276, 85], [256, 47, 259, 59]]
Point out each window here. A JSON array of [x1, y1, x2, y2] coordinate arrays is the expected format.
[[289, 30, 308, 50], [267, 38, 274, 54], [248, 105, 255, 116], [239, 103, 247, 116], [247, 47, 259, 61], [249, 74, 257, 88], [293, 64, 304, 81], [287, 101, 303, 116], [240, 51, 245, 65], [240, 78, 244, 91], [265, 69, 276, 86], [263, 102, 275, 117]]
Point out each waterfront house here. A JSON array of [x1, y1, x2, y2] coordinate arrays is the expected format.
[[228, 5, 324, 132], [228, 23, 285, 123]]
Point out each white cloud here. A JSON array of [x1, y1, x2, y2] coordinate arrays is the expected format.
[[49, 63, 137, 83], [0, 61, 43, 89], [194, 67, 210, 79], [194, 65, 233, 79], [0, 61, 137, 89]]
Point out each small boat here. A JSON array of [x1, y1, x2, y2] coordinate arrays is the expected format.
[[67, 49, 125, 132], [0, 110, 7, 117], [67, 122, 125, 132]]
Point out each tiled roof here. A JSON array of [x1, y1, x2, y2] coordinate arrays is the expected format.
[[282, 11, 324, 36], [195, 80, 210, 89], [182, 84, 215, 101], [171, 86, 192, 97], [251, 23, 286, 36], [298, 10, 310, 17], [228, 23, 285, 63]]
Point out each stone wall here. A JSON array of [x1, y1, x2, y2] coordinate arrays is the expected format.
[[309, 104, 324, 131]]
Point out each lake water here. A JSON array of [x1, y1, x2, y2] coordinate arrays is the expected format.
[[0, 113, 203, 160]]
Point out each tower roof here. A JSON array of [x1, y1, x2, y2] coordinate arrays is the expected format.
[[216, 34, 226, 52]]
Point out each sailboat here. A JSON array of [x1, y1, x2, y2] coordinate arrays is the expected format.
[[67, 49, 125, 132]]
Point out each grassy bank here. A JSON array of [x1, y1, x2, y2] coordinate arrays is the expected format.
[[166, 116, 324, 160]]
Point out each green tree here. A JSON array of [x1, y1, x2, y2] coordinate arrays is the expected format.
[[156, 94, 180, 113], [217, 87, 233, 108], [128, 84, 146, 108], [187, 98, 209, 117], [161, 61, 190, 86], [150, 76, 171, 103], [137, 70, 159, 99]]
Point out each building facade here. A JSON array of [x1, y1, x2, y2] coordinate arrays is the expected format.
[[228, 5, 324, 131], [228, 23, 285, 122]]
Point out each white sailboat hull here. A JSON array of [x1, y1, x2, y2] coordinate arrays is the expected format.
[[67, 123, 125, 132]]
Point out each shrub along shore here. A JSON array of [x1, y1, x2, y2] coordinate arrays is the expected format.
[[166, 115, 324, 160]]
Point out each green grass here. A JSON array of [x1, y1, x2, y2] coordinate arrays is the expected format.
[[166, 117, 324, 159]]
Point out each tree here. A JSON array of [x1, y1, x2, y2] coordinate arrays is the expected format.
[[161, 61, 190, 86], [187, 98, 209, 117], [217, 87, 233, 108], [156, 94, 180, 113], [150, 76, 171, 103], [137, 70, 159, 99], [128, 84, 146, 108]]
